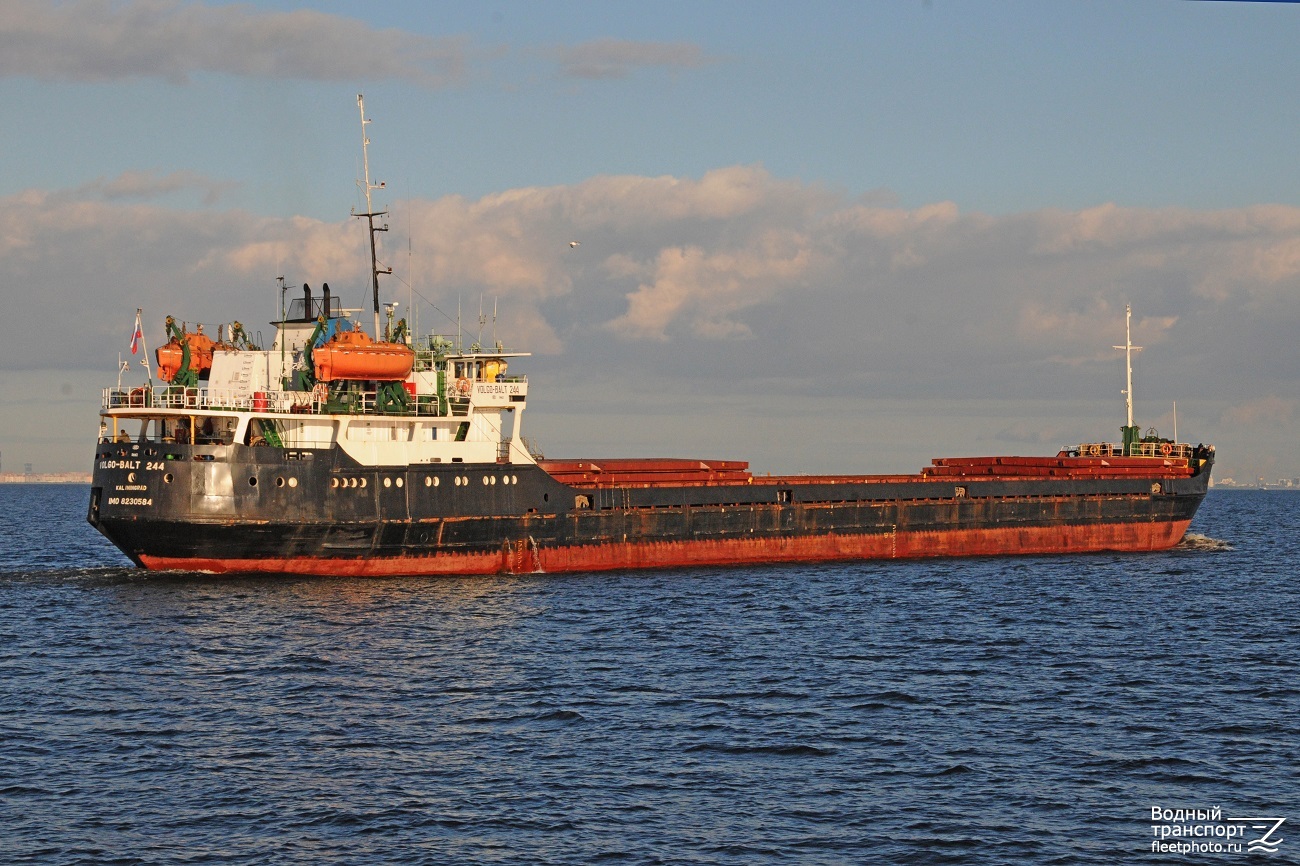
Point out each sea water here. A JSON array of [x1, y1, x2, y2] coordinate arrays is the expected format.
[[0, 485, 1295, 865]]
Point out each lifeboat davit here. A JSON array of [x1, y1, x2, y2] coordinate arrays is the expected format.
[[156, 330, 216, 382], [313, 328, 415, 382]]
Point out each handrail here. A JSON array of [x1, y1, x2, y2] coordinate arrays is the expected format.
[[103, 386, 320, 413], [1073, 441, 1196, 460], [103, 385, 465, 417]]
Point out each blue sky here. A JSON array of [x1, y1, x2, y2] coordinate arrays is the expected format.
[[8, 2, 1300, 215], [2, 0, 1299, 480]]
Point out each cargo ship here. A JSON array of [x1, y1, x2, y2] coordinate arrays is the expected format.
[[87, 102, 1214, 576]]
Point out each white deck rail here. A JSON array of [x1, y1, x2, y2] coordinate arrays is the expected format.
[[1074, 441, 1196, 460]]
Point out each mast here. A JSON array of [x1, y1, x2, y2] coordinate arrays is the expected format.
[[353, 94, 391, 340], [1113, 304, 1143, 455]]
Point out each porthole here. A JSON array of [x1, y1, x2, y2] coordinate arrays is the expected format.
[[276, 477, 286, 488], [383, 478, 392, 488], [288, 477, 298, 488], [433, 476, 440, 487], [163, 473, 173, 484], [511, 475, 518, 485], [395, 477, 404, 488], [462, 476, 469, 485], [248, 476, 258, 487], [483, 476, 491, 486], [331, 478, 339, 488], [360, 478, 368, 488], [349, 477, 358, 488], [424, 476, 432, 487], [454, 476, 462, 487]]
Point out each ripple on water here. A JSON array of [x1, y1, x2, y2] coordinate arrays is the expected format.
[[0, 487, 1296, 864]]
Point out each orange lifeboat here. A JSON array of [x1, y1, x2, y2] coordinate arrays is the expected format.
[[313, 327, 415, 382], [156, 329, 216, 382]]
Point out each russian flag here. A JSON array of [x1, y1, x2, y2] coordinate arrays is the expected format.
[[130, 312, 143, 355]]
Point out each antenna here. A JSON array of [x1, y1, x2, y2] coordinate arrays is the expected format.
[[136, 307, 153, 384], [477, 295, 487, 349], [352, 94, 392, 340], [406, 193, 416, 351], [276, 276, 289, 388], [1113, 304, 1143, 454]]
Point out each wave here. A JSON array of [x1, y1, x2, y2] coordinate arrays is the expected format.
[[684, 742, 835, 757], [533, 709, 586, 723], [1177, 532, 1233, 551]]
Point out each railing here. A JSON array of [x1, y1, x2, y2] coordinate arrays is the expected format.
[[104, 385, 196, 409], [1074, 441, 1196, 460], [103, 385, 469, 417], [103, 386, 319, 413]]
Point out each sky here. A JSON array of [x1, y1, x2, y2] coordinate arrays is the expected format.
[[2, 0, 1299, 482]]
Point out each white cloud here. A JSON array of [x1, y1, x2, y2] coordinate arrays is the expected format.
[[555, 38, 717, 80], [8, 167, 1300, 372], [75, 169, 238, 205], [605, 232, 812, 341], [0, 0, 464, 86], [1222, 395, 1297, 428], [0, 4, 719, 91], [5, 167, 1300, 475]]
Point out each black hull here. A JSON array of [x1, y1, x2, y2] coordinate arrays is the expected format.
[[88, 440, 1212, 575]]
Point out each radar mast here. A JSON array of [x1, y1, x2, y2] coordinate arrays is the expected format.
[[353, 94, 392, 340]]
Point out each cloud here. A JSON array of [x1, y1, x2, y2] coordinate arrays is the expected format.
[[555, 38, 717, 79], [605, 233, 811, 341], [6, 168, 1300, 410], [74, 169, 238, 206], [0, 0, 465, 86], [6, 167, 1300, 476], [1222, 396, 1297, 428]]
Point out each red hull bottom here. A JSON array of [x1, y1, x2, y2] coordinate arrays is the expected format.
[[138, 518, 1194, 577]]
